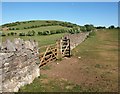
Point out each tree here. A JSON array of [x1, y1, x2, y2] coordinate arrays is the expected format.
[[116, 26, 120, 29], [108, 25, 115, 29], [96, 26, 106, 29], [84, 24, 94, 31], [80, 26, 86, 32]]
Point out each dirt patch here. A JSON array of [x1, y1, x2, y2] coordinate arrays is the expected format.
[[41, 57, 98, 87]]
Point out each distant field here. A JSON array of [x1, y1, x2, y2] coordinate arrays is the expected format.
[[4, 20, 67, 30], [1, 20, 75, 47], [3, 26, 71, 34]]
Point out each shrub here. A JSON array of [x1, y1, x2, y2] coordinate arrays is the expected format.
[[84, 24, 94, 31], [80, 26, 86, 32], [10, 32, 15, 36], [19, 32, 25, 36], [50, 30, 56, 34], [16, 28, 19, 30], [68, 29, 75, 34], [42, 31, 51, 35], [7, 33, 10, 36], [37, 32, 43, 35], [26, 30, 35, 36], [56, 30, 61, 34], [11, 28, 15, 30], [1, 33, 6, 36], [24, 27, 27, 29]]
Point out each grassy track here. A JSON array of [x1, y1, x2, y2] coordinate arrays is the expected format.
[[72, 29, 118, 92]]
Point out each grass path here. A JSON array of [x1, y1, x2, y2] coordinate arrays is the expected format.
[[72, 29, 118, 92]]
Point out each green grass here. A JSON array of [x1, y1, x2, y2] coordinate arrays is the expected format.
[[4, 26, 71, 34], [72, 29, 118, 59], [1, 20, 73, 47], [3, 20, 71, 30], [72, 29, 118, 92], [19, 74, 83, 92], [4, 29, 119, 92], [2, 33, 66, 47]]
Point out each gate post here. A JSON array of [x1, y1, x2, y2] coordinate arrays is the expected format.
[[56, 40, 62, 60]]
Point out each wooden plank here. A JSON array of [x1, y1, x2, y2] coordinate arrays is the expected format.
[[40, 46, 50, 64], [40, 56, 56, 66], [62, 44, 69, 55], [40, 57, 56, 67]]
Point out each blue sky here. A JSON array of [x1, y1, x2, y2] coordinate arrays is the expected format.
[[2, 2, 118, 27]]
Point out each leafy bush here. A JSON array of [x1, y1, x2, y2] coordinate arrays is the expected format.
[[68, 29, 75, 34], [10, 32, 15, 36], [16, 28, 19, 30], [26, 30, 35, 36], [42, 31, 51, 35], [84, 24, 95, 31], [80, 26, 86, 32], [50, 30, 56, 34], [19, 32, 26, 36], [37, 32, 43, 35], [1, 33, 6, 36], [7, 33, 10, 36]]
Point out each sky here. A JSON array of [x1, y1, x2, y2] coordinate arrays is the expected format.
[[1, 2, 118, 27], [1, 0, 120, 2]]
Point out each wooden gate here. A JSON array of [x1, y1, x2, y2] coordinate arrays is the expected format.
[[61, 36, 71, 57], [39, 44, 57, 67], [39, 37, 71, 67]]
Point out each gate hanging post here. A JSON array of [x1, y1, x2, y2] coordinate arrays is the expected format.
[[56, 39, 62, 60]]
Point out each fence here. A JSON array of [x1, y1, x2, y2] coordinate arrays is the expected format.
[[39, 37, 70, 67]]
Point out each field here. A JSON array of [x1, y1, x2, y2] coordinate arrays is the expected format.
[[3, 26, 70, 34], [1, 33, 66, 47], [19, 29, 119, 92], [1, 20, 77, 47]]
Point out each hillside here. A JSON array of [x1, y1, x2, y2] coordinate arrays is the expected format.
[[1, 20, 80, 31], [1, 20, 95, 47]]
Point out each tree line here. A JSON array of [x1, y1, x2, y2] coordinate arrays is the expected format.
[[95, 25, 119, 29]]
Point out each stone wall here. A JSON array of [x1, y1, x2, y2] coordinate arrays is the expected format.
[[0, 38, 40, 92], [64, 32, 90, 50]]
